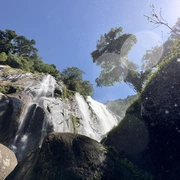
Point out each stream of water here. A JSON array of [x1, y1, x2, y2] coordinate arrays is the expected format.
[[10, 75, 118, 160]]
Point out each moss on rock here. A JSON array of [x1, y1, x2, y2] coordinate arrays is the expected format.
[[0, 85, 23, 94]]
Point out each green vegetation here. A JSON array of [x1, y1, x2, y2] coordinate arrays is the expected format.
[[141, 18, 180, 93], [0, 52, 7, 62], [91, 18, 180, 93], [91, 27, 152, 92], [70, 115, 81, 133], [61, 87, 75, 100], [59, 67, 94, 97], [0, 86, 10, 94], [103, 146, 153, 180], [102, 17, 180, 179], [0, 29, 60, 78], [119, 158, 153, 180], [0, 85, 23, 94]]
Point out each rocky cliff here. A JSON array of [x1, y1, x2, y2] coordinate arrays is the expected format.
[[0, 65, 118, 161], [104, 56, 180, 179]]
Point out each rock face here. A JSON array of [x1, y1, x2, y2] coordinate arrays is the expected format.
[[0, 144, 17, 180], [0, 65, 118, 161], [0, 93, 9, 126], [6, 132, 152, 180], [6, 133, 107, 180], [104, 58, 180, 179]]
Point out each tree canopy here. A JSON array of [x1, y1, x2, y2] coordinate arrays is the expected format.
[[0, 29, 60, 78], [91, 27, 152, 92], [91, 18, 180, 93], [60, 67, 94, 97]]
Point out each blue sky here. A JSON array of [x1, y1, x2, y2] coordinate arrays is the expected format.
[[0, 0, 180, 102]]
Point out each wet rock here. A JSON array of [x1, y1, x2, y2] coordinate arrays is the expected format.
[[0, 93, 9, 125], [6, 133, 152, 180], [0, 66, 118, 162]]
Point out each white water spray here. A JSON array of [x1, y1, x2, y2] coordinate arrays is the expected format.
[[86, 96, 118, 134], [10, 75, 118, 160], [11, 75, 56, 159], [75, 93, 118, 141]]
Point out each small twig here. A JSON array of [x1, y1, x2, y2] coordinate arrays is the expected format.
[[144, 5, 180, 37]]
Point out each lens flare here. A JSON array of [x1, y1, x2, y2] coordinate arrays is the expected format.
[[120, 31, 164, 71], [97, 53, 129, 82]]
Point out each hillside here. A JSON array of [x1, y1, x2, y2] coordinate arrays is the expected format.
[[105, 95, 137, 119]]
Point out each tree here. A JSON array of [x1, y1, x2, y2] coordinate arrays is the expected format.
[[0, 29, 18, 54], [33, 59, 60, 78], [0, 29, 38, 58], [91, 27, 136, 86], [91, 27, 151, 92], [0, 29, 60, 78], [124, 70, 151, 92], [13, 36, 38, 57], [141, 45, 163, 70], [92, 27, 136, 61], [6, 53, 30, 70], [60, 67, 84, 80], [60, 67, 93, 96]]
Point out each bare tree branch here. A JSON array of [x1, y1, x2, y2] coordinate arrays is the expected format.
[[144, 5, 180, 37]]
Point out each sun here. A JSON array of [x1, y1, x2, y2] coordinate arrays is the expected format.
[[161, 0, 180, 25]]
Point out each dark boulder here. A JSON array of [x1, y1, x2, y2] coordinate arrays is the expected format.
[[6, 133, 107, 180]]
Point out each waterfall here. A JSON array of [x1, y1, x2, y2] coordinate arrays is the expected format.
[[75, 93, 100, 141], [10, 75, 56, 160], [75, 93, 118, 142], [86, 96, 118, 134], [9, 74, 118, 160]]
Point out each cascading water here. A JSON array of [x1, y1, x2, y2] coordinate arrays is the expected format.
[[86, 96, 118, 134], [75, 93, 100, 141], [75, 93, 118, 142], [10, 75, 56, 160], [9, 74, 118, 160], [39, 93, 118, 143]]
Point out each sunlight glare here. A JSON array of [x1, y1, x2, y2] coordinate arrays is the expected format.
[[120, 31, 164, 71]]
